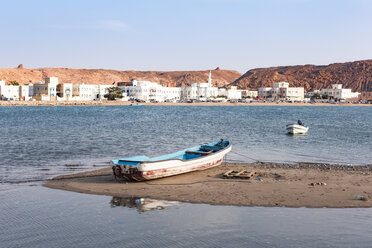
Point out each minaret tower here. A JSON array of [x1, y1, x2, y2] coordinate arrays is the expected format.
[[208, 71, 212, 87]]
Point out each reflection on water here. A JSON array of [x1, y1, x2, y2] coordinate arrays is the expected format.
[[1, 186, 372, 248], [110, 196, 180, 212]]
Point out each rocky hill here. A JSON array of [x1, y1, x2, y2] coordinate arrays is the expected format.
[[231, 60, 372, 91], [0, 67, 241, 87]]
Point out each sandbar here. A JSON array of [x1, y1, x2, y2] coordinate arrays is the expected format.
[[44, 162, 372, 208]]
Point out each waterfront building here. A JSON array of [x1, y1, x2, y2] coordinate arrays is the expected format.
[[99, 85, 114, 100], [320, 84, 360, 100], [241, 90, 258, 98], [72, 83, 112, 101], [120, 71, 243, 102], [33, 77, 113, 101], [33, 77, 59, 101], [257, 87, 272, 99], [305, 90, 321, 98], [120, 80, 181, 102], [226, 86, 242, 100], [359, 91, 372, 103], [182, 83, 218, 100], [19, 85, 32, 101], [0, 81, 34, 101], [56, 83, 73, 101], [258, 82, 304, 101], [0, 81, 20, 100], [73, 83, 99, 101], [181, 71, 222, 100]]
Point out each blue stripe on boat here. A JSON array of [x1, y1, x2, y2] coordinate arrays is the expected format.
[[113, 141, 229, 165]]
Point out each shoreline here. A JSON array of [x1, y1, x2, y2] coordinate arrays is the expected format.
[[44, 162, 372, 208], [1, 100, 371, 107]]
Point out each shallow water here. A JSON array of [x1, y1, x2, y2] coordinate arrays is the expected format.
[[0, 185, 371, 248], [0, 105, 371, 183]]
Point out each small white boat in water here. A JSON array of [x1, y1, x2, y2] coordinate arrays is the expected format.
[[112, 140, 231, 181], [286, 120, 309, 134]]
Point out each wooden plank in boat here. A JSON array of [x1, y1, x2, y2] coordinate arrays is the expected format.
[[185, 150, 212, 155]]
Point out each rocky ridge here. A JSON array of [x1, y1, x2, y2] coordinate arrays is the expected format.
[[232, 60, 372, 91], [0, 67, 241, 87]]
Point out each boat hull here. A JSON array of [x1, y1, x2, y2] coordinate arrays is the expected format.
[[286, 124, 309, 134], [113, 143, 232, 181]]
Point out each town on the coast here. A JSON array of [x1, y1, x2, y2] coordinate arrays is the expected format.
[[0, 71, 368, 103]]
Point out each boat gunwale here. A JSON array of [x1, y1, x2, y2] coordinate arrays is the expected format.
[[116, 141, 232, 165]]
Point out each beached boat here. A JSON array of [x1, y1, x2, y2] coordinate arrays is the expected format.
[[112, 140, 232, 181], [286, 123, 309, 134], [130, 103, 144, 106]]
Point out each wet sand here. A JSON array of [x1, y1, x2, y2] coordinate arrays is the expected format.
[[45, 162, 372, 208]]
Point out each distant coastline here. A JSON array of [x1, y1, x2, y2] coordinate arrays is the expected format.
[[1, 100, 371, 107]]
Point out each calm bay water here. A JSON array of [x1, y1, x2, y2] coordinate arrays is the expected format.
[[1, 105, 372, 247], [0, 105, 371, 183]]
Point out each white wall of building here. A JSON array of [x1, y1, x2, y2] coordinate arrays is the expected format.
[[258, 82, 304, 101], [258, 88, 272, 99], [120, 80, 181, 102], [73, 84, 100, 101], [0, 84, 20, 100], [226, 86, 242, 100], [320, 84, 360, 99], [19, 85, 31, 101]]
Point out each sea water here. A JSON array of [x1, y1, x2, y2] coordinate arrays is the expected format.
[[1, 185, 372, 248], [1, 105, 372, 247], [0, 105, 371, 183]]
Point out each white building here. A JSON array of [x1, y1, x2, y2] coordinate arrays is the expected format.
[[226, 86, 242, 100], [120, 71, 243, 102], [320, 84, 360, 100], [72, 83, 114, 101], [258, 82, 304, 101], [0, 81, 20, 100], [19, 85, 32, 101], [181, 71, 222, 100], [0, 81, 35, 101], [120, 80, 181, 102], [241, 90, 258, 98], [32, 77, 115, 101], [258, 87, 272, 100], [73, 84, 100, 101]]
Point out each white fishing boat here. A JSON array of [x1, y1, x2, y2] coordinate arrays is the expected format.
[[286, 121, 309, 134], [112, 140, 232, 181]]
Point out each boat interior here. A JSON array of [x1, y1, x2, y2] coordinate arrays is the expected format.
[[114, 140, 230, 165]]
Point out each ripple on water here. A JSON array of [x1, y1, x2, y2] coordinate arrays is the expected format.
[[0, 105, 371, 183]]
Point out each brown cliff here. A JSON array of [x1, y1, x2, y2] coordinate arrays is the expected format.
[[232, 60, 372, 91], [0, 67, 241, 87]]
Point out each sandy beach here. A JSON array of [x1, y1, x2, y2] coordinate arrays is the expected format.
[[1, 100, 371, 107], [45, 162, 372, 208]]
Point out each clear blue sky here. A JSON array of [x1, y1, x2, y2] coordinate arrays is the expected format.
[[1, 0, 372, 73]]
